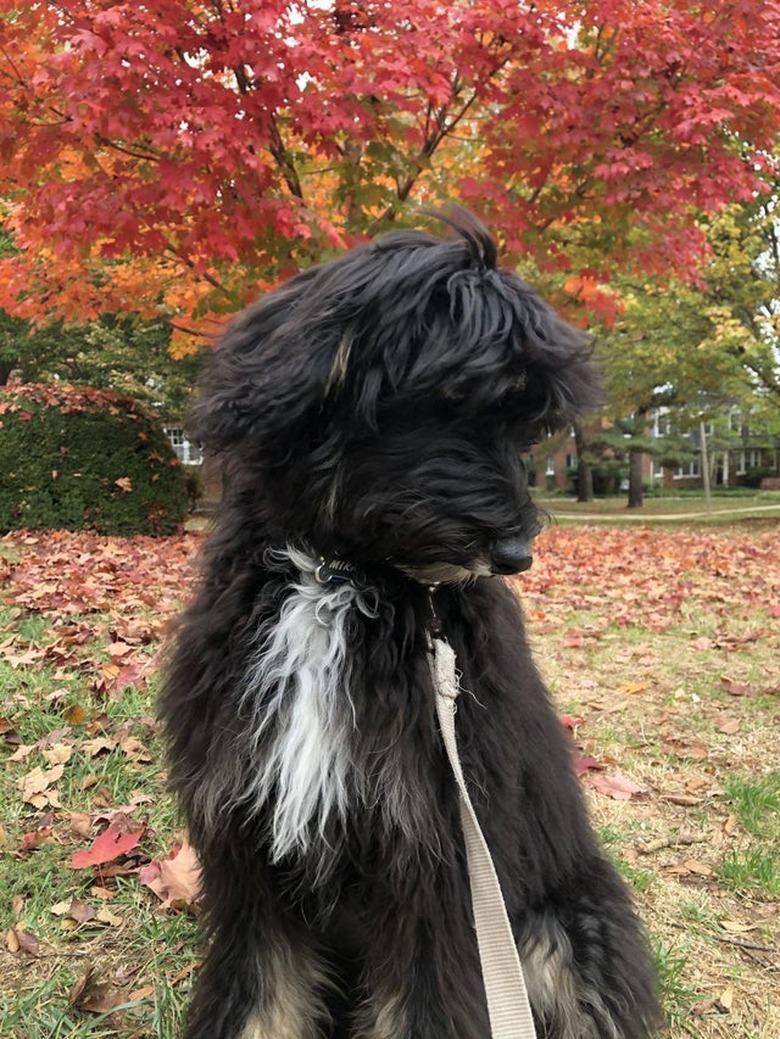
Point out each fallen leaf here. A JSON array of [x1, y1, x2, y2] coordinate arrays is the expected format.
[[572, 752, 603, 777], [140, 839, 202, 911], [69, 898, 96, 924], [41, 743, 72, 766], [688, 636, 714, 651], [7, 744, 35, 763], [95, 907, 124, 927], [9, 926, 40, 956], [719, 919, 755, 934], [70, 823, 144, 869], [716, 984, 735, 1011], [76, 980, 127, 1014], [68, 963, 94, 1005], [18, 763, 65, 803], [584, 772, 648, 801], [69, 812, 93, 838], [128, 984, 155, 1001], [64, 704, 87, 724], [661, 740, 708, 760], [108, 641, 133, 659], [720, 676, 755, 697], [618, 682, 648, 695], [90, 886, 115, 900], [560, 715, 587, 730], [666, 859, 714, 877], [80, 736, 118, 758]]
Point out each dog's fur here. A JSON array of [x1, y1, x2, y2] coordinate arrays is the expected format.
[[161, 210, 663, 1039]]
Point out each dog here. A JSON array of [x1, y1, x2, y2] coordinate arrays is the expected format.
[[161, 209, 662, 1039]]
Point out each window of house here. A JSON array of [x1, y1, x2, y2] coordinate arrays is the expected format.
[[165, 428, 203, 466], [651, 409, 672, 437], [674, 458, 701, 479], [737, 449, 762, 474]]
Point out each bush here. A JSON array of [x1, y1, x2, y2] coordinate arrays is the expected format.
[[743, 466, 776, 489], [0, 383, 189, 536]]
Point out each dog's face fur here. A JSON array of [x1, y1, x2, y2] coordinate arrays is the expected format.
[[194, 210, 598, 582]]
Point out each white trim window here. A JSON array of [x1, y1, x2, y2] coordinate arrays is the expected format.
[[674, 458, 701, 479], [736, 449, 761, 475], [165, 427, 203, 466]]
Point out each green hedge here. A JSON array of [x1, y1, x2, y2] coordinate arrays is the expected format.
[[0, 383, 189, 536]]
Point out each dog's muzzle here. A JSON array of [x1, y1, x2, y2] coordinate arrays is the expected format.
[[489, 537, 533, 575]]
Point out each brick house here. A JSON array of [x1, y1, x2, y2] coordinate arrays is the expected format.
[[533, 408, 780, 493]]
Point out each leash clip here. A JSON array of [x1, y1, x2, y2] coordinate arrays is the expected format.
[[315, 558, 358, 587]]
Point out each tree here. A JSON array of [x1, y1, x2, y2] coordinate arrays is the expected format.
[[0, 310, 209, 414], [599, 189, 780, 505], [1, 0, 778, 353]]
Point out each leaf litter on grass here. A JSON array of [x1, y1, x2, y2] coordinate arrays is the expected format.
[[1, 524, 779, 1037], [0, 529, 202, 1036], [514, 522, 780, 1038]]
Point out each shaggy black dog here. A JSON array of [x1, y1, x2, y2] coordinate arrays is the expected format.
[[161, 210, 662, 1039]]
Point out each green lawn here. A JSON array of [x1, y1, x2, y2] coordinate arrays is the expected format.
[[1, 523, 778, 1038]]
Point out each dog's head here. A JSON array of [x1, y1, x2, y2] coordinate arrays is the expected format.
[[194, 209, 599, 582]]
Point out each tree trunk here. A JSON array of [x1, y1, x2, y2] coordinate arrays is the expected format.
[[573, 423, 594, 502], [0, 359, 16, 386], [699, 421, 712, 512], [627, 450, 644, 508]]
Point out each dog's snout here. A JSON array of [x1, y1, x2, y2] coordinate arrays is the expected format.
[[490, 537, 533, 575]]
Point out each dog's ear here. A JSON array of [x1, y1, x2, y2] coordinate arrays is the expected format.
[[501, 286, 602, 435], [189, 267, 341, 459]]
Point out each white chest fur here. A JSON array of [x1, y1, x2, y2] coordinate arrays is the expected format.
[[240, 549, 378, 871]]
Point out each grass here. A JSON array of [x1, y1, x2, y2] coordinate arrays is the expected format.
[[532, 489, 780, 523], [1, 522, 779, 1037], [718, 849, 780, 899], [722, 772, 780, 837]]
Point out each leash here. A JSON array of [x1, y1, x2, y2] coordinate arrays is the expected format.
[[314, 555, 538, 1036], [430, 634, 538, 1039]]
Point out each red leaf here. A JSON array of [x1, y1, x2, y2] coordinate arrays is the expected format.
[[560, 714, 587, 730], [720, 676, 755, 698], [585, 772, 648, 801], [69, 823, 143, 869], [572, 752, 603, 777]]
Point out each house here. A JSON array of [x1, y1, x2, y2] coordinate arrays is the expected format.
[[534, 407, 780, 493]]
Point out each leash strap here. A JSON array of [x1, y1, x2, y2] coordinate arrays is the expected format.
[[430, 635, 538, 1039]]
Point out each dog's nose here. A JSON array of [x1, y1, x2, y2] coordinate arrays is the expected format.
[[490, 538, 533, 575]]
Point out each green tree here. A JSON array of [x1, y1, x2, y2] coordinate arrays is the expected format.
[[0, 312, 208, 416], [596, 194, 780, 506]]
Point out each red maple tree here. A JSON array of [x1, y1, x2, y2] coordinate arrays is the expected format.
[[0, 0, 778, 348]]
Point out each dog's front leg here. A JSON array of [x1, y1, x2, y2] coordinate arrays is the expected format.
[[354, 876, 490, 1039], [182, 847, 331, 1039]]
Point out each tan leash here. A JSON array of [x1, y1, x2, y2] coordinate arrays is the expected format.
[[430, 635, 538, 1039]]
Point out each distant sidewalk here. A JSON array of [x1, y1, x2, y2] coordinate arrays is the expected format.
[[545, 504, 780, 522]]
